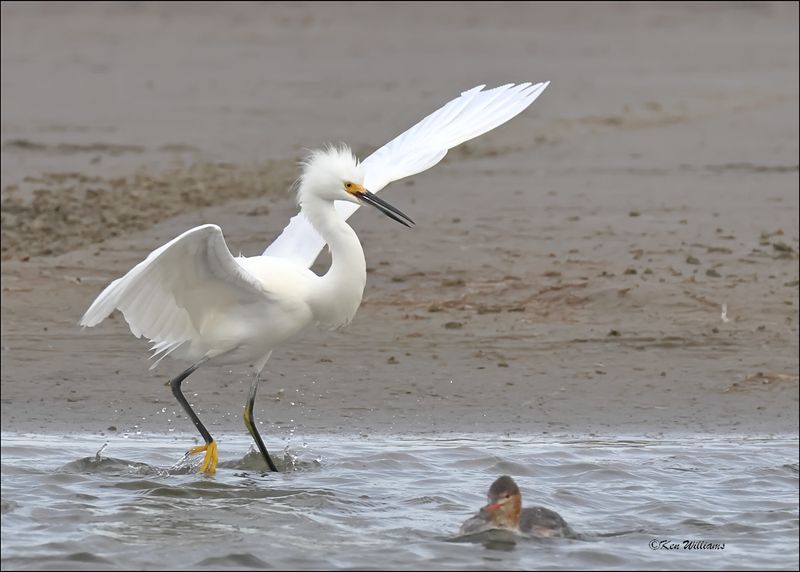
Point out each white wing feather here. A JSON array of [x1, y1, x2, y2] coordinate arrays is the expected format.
[[263, 81, 549, 267], [80, 224, 271, 367]]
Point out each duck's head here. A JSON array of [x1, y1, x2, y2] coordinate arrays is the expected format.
[[480, 475, 523, 528]]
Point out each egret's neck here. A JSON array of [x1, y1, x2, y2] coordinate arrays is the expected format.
[[300, 195, 367, 328]]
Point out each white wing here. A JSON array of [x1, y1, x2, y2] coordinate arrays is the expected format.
[[263, 81, 549, 267], [80, 224, 271, 367]]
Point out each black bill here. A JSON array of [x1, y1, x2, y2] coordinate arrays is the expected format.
[[357, 190, 415, 228]]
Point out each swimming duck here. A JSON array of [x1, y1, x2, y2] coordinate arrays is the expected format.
[[460, 475, 577, 538]]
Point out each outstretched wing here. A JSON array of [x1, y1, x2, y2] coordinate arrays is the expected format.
[[263, 81, 550, 267], [80, 224, 271, 366]]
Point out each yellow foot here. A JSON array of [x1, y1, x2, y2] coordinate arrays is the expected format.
[[187, 441, 218, 476]]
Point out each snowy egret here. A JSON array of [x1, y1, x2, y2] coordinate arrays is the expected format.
[[459, 475, 577, 538], [80, 81, 550, 475]]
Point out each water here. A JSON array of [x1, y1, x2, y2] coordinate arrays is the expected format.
[[1, 432, 798, 570]]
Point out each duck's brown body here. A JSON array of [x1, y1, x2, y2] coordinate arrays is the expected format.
[[519, 506, 574, 537]]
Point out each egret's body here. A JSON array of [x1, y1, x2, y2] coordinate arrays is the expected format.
[[80, 82, 550, 474]]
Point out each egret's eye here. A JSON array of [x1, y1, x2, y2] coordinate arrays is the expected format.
[[344, 182, 352, 190]]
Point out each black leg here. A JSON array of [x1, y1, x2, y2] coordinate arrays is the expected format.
[[243, 373, 279, 472], [170, 361, 213, 445]]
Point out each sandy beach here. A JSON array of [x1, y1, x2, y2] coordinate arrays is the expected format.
[[2, 1, 798, 441]]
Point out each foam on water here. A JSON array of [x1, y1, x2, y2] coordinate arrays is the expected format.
[[1, 432, 798, 570]]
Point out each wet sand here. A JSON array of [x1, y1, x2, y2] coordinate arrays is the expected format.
[[1, 2, 798, 439]]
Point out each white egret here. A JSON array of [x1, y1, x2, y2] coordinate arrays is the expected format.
[[80, 81, 550, 475]]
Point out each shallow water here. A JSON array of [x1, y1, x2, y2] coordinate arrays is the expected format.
[[1, 432, 798, 571]]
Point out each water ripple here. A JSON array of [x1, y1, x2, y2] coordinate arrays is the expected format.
[[2, 432, 798, 570]]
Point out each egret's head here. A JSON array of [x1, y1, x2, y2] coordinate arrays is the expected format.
[[298, 145, 414, 227], [480, 475, 523, 527]]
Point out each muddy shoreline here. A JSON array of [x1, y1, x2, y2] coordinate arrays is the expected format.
[[2, 2, 798, 440]]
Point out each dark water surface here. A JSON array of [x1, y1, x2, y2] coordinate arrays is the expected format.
[[1, 433, 798, 570]]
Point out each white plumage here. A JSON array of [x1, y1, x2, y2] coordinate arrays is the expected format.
[[81, 81, 549, 369], [263, 81, 549, 266], [79, 81, 550, 474]]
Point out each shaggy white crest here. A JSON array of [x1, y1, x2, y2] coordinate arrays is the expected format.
[[297, 145, 365, 205]]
